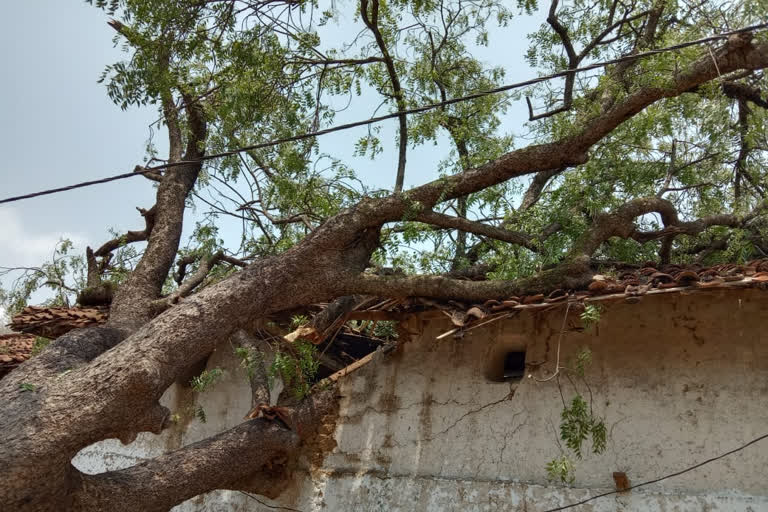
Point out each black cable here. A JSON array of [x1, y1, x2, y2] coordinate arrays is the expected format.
[[543, 432, 768, 511], [1, 22, 766, 206]]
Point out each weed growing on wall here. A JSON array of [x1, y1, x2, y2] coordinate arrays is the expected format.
[[186, 368, 225, 423], [543, 303, 608, 484], [190, 368, 224, 393], [268, 339, 320, 400], [579, 304, 601, 331], [545, 347, 607, 484], [234, 346, 263, 379]]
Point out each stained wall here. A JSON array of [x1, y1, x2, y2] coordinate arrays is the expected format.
[[73, 288, 768, 511]]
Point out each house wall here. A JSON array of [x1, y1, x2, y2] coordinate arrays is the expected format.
[[73, 288, 768, 511]]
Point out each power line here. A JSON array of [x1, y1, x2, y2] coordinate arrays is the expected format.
[[0, 168, 163, 205], [543, 431, 768, 512], [1, 21, 767, 206]]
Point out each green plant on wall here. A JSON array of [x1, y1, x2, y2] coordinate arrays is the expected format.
[[186, 368, 225, 423], [193, 405, 207, 423], [579, 304, 601, 331], [546, 455, 576, 485], [545, 343, 607, 484], [560, 394, 606, 458], [234, 346, 262, 379], [190, 368, 224, 393], [170, 404, 209, 425], [268, 339, 320, 400]]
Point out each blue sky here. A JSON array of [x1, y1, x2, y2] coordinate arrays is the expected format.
[[0, 1, 543, 317]]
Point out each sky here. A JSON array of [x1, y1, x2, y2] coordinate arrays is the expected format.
[[0, 2, 160, 300], [0, 1, 543, 320]]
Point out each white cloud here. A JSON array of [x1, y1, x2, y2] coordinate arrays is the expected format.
[[0, 207, 88, 269], [0, 207, 90, 310]]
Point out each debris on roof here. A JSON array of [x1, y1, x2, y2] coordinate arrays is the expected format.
[[343, 259, 768, 338], [9, 306, 109, 339], [6, 259, 768, 358], [0, 333, 37, 379]]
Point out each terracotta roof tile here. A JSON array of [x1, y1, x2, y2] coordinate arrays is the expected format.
[[7, 259, 768, 349], [9, 306, 109, 339], [0, 333, 36, 379], [347, 258, 768, 336]]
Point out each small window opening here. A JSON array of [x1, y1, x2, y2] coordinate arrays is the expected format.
[[484, 337, 526, 382], [503, 351, 526, 380]]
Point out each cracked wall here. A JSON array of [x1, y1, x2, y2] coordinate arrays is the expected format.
[[270, 288, 768, 511], [74, 288, 768, 511]]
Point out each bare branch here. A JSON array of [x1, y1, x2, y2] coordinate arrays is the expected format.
[[519, 167, 566, 211], [133, 164, 163, 183], [526, 0, 578, 120], [288, 56, 385, 66], [154, 251, 248, 311], [527, 3, 651, 121], [360, 0, 408, 191], [414, 210, 539, 251], [93, 206, 157, 258]]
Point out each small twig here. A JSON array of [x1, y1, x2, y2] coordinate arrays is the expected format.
[[533, 302, 571, 382]]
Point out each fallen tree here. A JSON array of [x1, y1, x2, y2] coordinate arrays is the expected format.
[[2, 0, 768, 510]]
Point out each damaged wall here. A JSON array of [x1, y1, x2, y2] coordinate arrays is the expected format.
[[73, 288, 768, 511]]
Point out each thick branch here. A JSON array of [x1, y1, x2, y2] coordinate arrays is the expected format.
[[575, 197, 764, 256], [343, 259, 592, 301], [357, 34, 768, 227], [70, 385, 338, 512], [104, 20, 210, 327], [723, 81, 768, 108], [414, 210, 539, 251], [72, 420, 298, 512]]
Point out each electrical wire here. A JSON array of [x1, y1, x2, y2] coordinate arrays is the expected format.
[[542, 432, 768, 511], [1, 22, 766, 206]]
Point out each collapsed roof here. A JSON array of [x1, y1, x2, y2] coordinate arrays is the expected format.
[[6, 258, 768, 379]]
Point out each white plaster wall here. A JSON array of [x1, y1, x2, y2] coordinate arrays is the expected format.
[[72, 341, 259, 511], [73, 288, 768, 511]]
